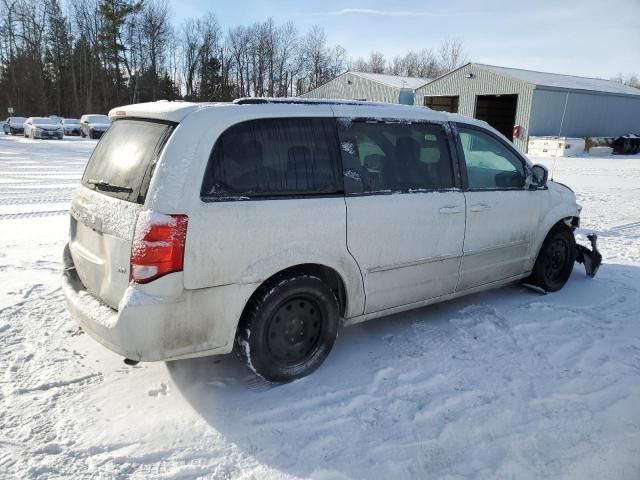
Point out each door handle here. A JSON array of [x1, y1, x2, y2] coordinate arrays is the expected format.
[[470, 203, 491, 212], [439, 206, 461, 214]]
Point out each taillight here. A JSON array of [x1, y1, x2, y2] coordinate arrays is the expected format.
[[130, 212, 188, 284]]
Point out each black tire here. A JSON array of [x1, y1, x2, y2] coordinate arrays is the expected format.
[[528, 224, 576, 292], [237, 274, 340, 383]]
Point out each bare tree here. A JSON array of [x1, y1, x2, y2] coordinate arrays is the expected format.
[[368, 51, 386, 74], [611, 73, 640, 89], [437, 39, 466, 74], [0, 5, 470, 114]]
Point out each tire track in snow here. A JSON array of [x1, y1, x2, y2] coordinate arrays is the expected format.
[[0, 210, 68, 220], [0, 195, 72, 206]]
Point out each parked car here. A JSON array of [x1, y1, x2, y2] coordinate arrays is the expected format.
[[23, 117, 64, 139], [3, 116, 27, 135], [62, 99, 600, 383], [79, 114, 111, 139], [62, 118, 82, 136]]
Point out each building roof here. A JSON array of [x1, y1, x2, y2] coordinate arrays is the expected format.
[[476, 63, 640, 96], [351, 71, 431, 90]]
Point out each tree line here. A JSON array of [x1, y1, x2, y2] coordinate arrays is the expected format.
[[0, 0, 474, 118]]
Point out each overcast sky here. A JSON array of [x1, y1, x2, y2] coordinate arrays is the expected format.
[[172, 0, 640, 79]]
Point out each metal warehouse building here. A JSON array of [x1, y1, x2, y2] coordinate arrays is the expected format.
[[300, 71, 430, 106], [415, 63, 640, 151]]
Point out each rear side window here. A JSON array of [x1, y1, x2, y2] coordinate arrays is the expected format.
[[82, 119, 175, 204], [201, 117, 341, 199], [337, 119, 454, 193]]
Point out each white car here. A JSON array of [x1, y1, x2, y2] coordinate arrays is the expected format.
[[3, 116, 27, 135], [23, 117, 64, 139], [61, 118, 82, 136], [62, 99, 600, 382], [79, 114, 111, 139]]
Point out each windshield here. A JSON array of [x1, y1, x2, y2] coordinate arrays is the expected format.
[[63, 118, 80, 125], [33, 118, 58, 125], [86, 115, 110, 124], [9, 117, 26, 124], [81, 119, 175, 204]]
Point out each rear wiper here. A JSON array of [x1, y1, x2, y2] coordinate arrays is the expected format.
[[87, 179, 133, 193]]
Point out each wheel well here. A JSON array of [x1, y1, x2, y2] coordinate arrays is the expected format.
[[538, 217, 578, 254], [563, 216, 580, 231], [239, 264, 348, 326]]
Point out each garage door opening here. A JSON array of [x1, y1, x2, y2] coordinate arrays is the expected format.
[[424, 96, 459, 113], [474, 94, 518, 139]]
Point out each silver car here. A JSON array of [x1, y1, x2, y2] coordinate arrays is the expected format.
[[80, 114, 111, 139], [24, 117, 64, 139]]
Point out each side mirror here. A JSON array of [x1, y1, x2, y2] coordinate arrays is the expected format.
[[530, 164, 548, 189]]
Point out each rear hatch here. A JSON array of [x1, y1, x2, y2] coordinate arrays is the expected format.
[[69, 118, 176, 309]]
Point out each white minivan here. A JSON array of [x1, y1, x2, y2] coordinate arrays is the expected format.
[[63, 99, 600, 382]]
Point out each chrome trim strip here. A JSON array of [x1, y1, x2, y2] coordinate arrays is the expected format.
[[368, 252, 461, 274], [464, 239, 530, 256]]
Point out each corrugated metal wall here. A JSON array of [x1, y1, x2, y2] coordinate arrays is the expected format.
[[529, 88, 640, 137], [414, 64, 534, 151], [299, 72, 401, 104]]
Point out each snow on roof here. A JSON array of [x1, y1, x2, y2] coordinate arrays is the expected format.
[[477, 64, 640, 96], [351, 72, 431, 90], [108, 100, 226, 123]]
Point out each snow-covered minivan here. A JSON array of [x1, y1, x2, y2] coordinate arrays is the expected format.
[[63, 99, 600, 382]]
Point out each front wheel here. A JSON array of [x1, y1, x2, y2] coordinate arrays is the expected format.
[[528, 224, 576, 292], [237, 274, 340, 383]]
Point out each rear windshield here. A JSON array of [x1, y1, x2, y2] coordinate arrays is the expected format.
[[81, 119, 175, 204]]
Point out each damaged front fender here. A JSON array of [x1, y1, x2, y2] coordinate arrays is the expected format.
[[575, 234, 602, 278]]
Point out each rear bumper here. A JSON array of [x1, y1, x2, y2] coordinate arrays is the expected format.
[[62, 244, 252, 361]]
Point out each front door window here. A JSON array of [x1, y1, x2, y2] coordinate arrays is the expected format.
[[458, 126, 525, 190]]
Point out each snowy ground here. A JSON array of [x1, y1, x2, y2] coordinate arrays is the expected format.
[[1, 133, 639, 479]]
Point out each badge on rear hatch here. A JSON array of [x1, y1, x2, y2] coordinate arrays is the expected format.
[[70, 203, 103, 232]]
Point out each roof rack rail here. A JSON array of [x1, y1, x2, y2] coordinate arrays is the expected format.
[[232, 97, 388, 107], [233, 98, 270, 105]]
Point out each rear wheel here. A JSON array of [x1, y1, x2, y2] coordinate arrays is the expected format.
[[528, 224, 576, 292], [237, 274, 340, 383]]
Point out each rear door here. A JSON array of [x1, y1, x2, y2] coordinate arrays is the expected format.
[[455, 123, 541, 290], [69, 119, 175, 309], [336, 116, 465, 314]]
